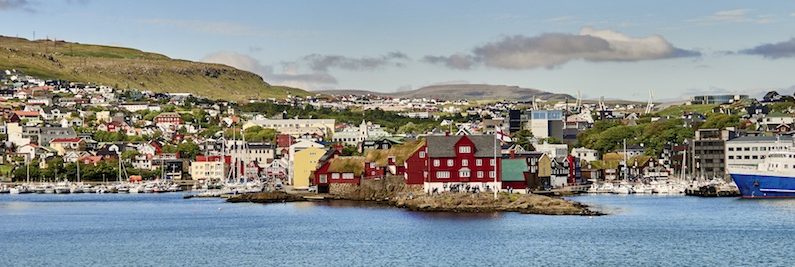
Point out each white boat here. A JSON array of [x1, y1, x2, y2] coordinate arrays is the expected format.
[[55, 182, 71, 194], [168, 184, 182, 192], [598, 183, 614, 194], [70, 185, 84, 194], [129, 184, 142, 194], [81, 185, 96, 193], [43, 184, 56, 194], [652, 183, 670, 194], [95, 185, 109, 194], [612, 183, 631, 194], [116, 184, 130, 193], [633, 184, 653, 194], [143, 184, 156, 193]]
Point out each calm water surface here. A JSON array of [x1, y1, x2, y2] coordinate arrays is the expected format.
[[1, 193, 794, 266]]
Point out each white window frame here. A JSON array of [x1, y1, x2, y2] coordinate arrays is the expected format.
[[477, 171, 484, 178], [419, 151, 425, 158], [436, 171, 450, 179], [447, 159, 454, 166], [459, 169, 471, 178], [331, 173, 340, 179], [476, 159, 482, 166], [342, 173, 354, 180], [462, 159, 468, 166], [433, 160, 440, 167], [458, 146, 471, 153]]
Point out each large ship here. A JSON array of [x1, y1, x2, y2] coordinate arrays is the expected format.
[[729, 151, 795, 198]]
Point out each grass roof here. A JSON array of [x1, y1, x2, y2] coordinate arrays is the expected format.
[[365, 140, 425, 166], [328, 156, 365, 175]]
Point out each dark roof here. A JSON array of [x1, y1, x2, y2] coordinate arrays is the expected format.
[[426, 135, 496, 158], [729, 135, 792, 143]]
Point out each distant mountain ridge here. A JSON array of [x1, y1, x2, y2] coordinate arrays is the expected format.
[[0, 36, 308, 100], [317, 84, 575, 101]]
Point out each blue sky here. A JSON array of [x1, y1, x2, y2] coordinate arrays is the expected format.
[[2, 0, 795, 100]]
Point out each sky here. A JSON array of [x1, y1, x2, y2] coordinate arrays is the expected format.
[[2, 0, 795, 100]]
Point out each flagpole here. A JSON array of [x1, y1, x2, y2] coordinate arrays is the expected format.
[[493, 131, 497, 200]]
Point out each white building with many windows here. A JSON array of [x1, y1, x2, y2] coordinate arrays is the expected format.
[[725, 135, 793, 170]]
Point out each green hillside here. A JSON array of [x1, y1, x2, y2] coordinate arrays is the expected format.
[[0, 36, 308, 100]]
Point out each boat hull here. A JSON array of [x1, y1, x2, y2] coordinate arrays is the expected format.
[[730, 172, 795, 198]]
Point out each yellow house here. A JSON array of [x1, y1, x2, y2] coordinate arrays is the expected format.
[[291, 147, 326, 189], [538, 154, 551, 178], [48, 138, 85, 156]]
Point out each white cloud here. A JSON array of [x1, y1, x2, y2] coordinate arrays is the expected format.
[[201, 51, 337, 90], [424, 27, 699, 70], [688, 9, 774, 24]]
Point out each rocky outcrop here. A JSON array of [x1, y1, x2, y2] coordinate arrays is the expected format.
[[394, 193, 602, 216], [226, 191, 305, 203], [228, 176, 602, 216]]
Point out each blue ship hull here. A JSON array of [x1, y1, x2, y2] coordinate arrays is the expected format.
[[730, 173, 795, 198]]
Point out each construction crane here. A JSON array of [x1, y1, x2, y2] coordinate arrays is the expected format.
[[644, 89, 654, 114]]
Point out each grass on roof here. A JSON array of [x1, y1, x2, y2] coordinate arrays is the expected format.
[[365, 140, 425, 166], [328, 156, 365, 175]]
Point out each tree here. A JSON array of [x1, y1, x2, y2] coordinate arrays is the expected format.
[[512, 130, 533, 150], [173, 141, 201, 160], [341, 145, 360, 156], [121, 150, 140, 161], [243, 126, 277, 142], [698, 114, 741, 130], [398, 122, 419, 134]]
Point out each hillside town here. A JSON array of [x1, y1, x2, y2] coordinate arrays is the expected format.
[[0, 69, 790, 196]]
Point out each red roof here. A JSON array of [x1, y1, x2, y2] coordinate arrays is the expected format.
[[13, 110, 40, 117], [50, 137, 82, 143], [195, 155, 231, 164]]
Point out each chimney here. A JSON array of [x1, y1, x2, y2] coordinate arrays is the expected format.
[[509, 149, 515, 159], [387, 156, 396, 166], [445, 131, 450, 136]]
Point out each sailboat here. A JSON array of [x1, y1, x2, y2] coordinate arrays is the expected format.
[[10, 158, 33, 194], [115, 152, 130, 193]]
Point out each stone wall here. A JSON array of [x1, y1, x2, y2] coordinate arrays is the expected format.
[[329, 176, 421, 200], [329, 183, 359, 195]]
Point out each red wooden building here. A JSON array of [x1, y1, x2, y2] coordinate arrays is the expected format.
[[313, 156, 365, 193], [403, 135, 502, 192], [153, 112, 182, 126]]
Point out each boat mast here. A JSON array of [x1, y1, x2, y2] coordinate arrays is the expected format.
[[26, 156, 30, 184], [117, 151, 122, 183], [681, 145, 687, 181], [623, 139, 628, 180]]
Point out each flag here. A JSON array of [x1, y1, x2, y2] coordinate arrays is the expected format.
[[495, 128, 512, 143]]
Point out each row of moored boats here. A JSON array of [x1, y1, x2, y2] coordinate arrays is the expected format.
[[586, 180, 736, 195], [0, 181, 183, 194]]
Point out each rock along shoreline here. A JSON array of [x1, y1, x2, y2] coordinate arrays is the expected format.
[[226, 190, 604, 216]]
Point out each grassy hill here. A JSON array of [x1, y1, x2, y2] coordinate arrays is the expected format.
[[0, 36, 308, 100]]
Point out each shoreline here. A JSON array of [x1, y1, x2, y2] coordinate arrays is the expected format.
[[226, 191, 605, 216]]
